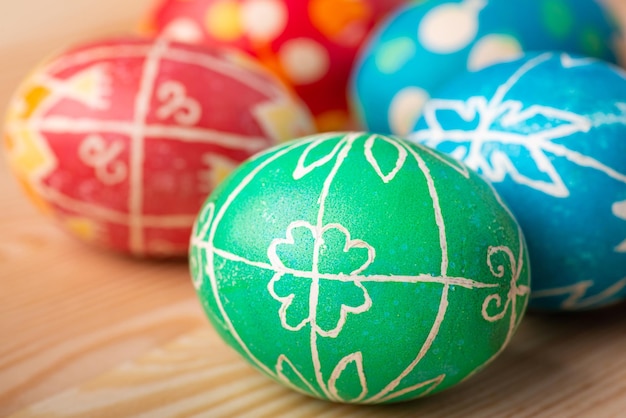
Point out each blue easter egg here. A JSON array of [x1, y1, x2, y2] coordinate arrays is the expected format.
[[350, 0, 620, 136], [409, 51, 626, 311]]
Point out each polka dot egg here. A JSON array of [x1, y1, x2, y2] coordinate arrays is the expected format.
[[410, 52, 626, 310], [3, 37, 314, 257], [350, 0, 620, 136], [143, 0, 408, 131], [190, 132, 530, 403]]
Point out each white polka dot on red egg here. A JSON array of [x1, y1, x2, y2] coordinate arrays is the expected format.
[[278, 37, 330, 85], [163, 18, 205, 43], [240, 0, 287, 42]]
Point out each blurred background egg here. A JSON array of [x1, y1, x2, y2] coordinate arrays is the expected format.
[[189, 132, 529, 403], [141, 0, 408, 131], [409, 51, 626, 311], [3, 36, 315, 257], [350, 0, 622, 136]]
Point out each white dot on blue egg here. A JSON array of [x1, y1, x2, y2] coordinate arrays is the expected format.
[[418, 0, 486, 54], [388, 86, 430, 136], [467, 34, 523, 71]]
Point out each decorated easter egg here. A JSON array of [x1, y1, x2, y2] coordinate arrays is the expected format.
[[350, 0, 620, 136], [143, 0, 408, 131], [3, 37, 315, 257], [189, 132, 530, 403], [410, 52, 626, 311]]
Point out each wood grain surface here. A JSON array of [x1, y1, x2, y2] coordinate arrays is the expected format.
[[9, 304, 626, 418], [1, 0, 625, 417]]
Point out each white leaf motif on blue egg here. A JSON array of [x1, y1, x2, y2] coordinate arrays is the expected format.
[[411, 53, 626, 198]]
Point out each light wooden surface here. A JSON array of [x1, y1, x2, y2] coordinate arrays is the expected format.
[[1, 1, 626, 417], [8, 304, 626, 418]]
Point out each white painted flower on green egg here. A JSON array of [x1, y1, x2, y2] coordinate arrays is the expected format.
[[189, 132, 530, 403]]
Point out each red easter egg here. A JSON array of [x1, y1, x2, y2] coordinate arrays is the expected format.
[[142, 0, 407, 131], [4, 37, 315, 257]]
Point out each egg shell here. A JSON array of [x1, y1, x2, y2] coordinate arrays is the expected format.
[[189, 132, 530, 403], [350, 0, 621, 136], [3, 37, 315, 257], [410, 51, 626, 311], [143, 0, 408, 131]]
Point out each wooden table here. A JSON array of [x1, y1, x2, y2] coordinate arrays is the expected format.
[[1, 1, 625, 416]]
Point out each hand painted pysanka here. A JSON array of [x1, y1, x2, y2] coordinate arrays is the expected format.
[[410, 51, 626, 311], [3, 37, 315, 257], [190, 132, 530, 403], [350, 0, 620, 136]]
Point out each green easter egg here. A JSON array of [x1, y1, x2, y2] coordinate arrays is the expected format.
[[189, 132, 530, 404]]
